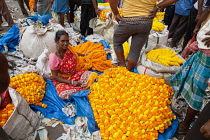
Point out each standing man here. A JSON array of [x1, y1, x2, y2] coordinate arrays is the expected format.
[[17, 0, 30, 17], [168, 0, 194, 48], [80, 0, 100, 36], [69, 0, 81, 24], [109, 0, 180, 71], [0, 0, 14, 31], [33, 0, 52, 17]]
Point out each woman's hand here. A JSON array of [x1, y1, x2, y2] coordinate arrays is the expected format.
[[71, 80, 82, 87]]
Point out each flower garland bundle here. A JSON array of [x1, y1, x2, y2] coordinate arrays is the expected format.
[[29, 0, 34, 11], [99, 9, 122, 22], [146, 48, 185, 67], [10, 73, 47, 108], [152, 18, 165, 32], [89, 67, 176, 140], [0, 104, 15, 127], [74, 41, 113, 72], [156, 12, 165, 21], [74, 41, 104, 54]]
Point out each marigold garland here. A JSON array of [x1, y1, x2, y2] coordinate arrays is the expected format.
[[29, 0, 34, 11], [89, 67, 176, 140], [152, 18, 165, 32], [99, 9, 122, 22], [10, 73, 47, 108], [0, 104, 15, 127], [156, 12, 165, 21], [74, 41, 114, 72], [146, 48, 185, 67]]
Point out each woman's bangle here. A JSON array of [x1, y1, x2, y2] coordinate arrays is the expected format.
[[71, 80, 74, 85]]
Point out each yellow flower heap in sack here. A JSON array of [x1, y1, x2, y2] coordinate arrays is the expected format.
[[74, 41, 113, 72], [152, 18, 165, 32], [0, 104, 15, 127], [10, 73, 47, 108], [89, 67, 176, 140], [99, 9, 122, 22], [146, 48, 185, 67]]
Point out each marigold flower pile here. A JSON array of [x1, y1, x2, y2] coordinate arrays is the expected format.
[[74, 41, 113, 72], [0, 104, 15, 127], [152, 18, 165, 32], [99, 9, 122, 22], [146, 48, 185, 67], [156, 12, 165, 20], [89, 67, 176, 140], [10, 73, 47, 108]]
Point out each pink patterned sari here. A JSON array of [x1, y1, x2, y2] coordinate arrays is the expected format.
[[50, 47, 96, 99]]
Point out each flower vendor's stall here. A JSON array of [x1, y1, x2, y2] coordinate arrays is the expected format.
[[0, 6, 186, 139]]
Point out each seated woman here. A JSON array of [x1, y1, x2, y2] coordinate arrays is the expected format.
[[49, 30, 98, 100]]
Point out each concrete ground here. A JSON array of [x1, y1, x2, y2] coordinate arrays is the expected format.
[[0, 0, 25, 34]]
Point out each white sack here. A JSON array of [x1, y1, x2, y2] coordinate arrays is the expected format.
[[137, 65, 173, 85], [3, 88, 39, 140], [93, 18, 118, 44], [143, 27, 169, 52], [140, 44, 184, 73], [19, 25, 63, 59], [36, 49, 51, 80]]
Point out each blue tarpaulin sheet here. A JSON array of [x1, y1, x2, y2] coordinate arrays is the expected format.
[[0, 25, 19, 52], [30, 80, 99, 133], [31, 80, 178, 138]]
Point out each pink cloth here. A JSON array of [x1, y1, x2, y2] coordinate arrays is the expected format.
[[49, 53, 62, 70]]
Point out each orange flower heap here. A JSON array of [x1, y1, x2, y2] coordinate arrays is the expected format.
[[89, 67, 176, 140], [74, 41, 113, 72], [0, 104, 15, 127], [10, 73, 47, 108]]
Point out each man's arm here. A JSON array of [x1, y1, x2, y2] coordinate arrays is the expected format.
[[92, 0, 101, 16], [196, 0, 205, 22], [109, 0, 122, 21], [0, 53, 10, 93], [200, 119, 210, 138], [149, 0, 179, 18], [194, 7, 210, 34]]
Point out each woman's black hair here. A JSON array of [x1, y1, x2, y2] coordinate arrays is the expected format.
[[55, 30, 69, 42]]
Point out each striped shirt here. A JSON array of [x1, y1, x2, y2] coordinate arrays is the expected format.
[[122, 0, 157, 17]]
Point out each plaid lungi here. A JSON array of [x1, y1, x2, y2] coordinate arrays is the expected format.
[[170, 51, 210, 111]]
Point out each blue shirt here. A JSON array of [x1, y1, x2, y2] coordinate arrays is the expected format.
[[52, 0, 70, 14], [206, 0, 210, 7], [175, 0, 194, 16]]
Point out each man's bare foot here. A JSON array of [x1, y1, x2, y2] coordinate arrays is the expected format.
[[177, 123, 189, 135]]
